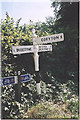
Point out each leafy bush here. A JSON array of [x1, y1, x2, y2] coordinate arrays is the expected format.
[[1, 78, 79, 119]]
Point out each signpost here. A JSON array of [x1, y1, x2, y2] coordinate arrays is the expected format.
[[2, 28, 64, 102], [32, 29, 64, 94], [11, 29, 64, 95], [8, 29, 64, 96]]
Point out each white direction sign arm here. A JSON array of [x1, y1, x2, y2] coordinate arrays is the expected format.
[[38, 45, 52, 52], [33, 33, 64, 45], [12, 45, 52, 55], [12, 46, 33, 55]]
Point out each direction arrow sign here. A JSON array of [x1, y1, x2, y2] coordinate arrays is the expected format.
[[12, 45, 52, 55], [38, 45, 52, 52], [12, 45, 33, 55], [2, 76, 18, 86], [33, 33, 64, 45], [21, 74, 31, 83]]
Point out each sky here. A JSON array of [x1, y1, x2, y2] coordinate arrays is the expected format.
[[1, 0, 54, 25]]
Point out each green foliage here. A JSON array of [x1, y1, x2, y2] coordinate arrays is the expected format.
[[50, 2, 79, 83], [1, 12, 54, 77], [67, 98, 79, 116], [1, 12, 34, 77], [2, 77, 79, 119], [25, 80, 78, 119]]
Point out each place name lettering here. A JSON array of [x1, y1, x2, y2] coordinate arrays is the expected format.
[[16, 48, 31, 52], [41, 35, 62, 42], [39, 46, 48, 50]]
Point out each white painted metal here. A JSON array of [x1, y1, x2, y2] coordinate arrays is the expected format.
[[12, 28, 64, 94], [38, 45, 52, 52], [32, 29, 39, 72], [34, 52, 39, 71], [15, 76, 18, 84], [12, 46, 33, 55], [12, 45, 52, 55], [33, 33, 64, 45], [43, 82, 46, 94], [36, 82, 41, 94]]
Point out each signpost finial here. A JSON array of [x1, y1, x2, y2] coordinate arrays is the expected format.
[[32, 28, 35, 34], [32, 28, 37, 38]]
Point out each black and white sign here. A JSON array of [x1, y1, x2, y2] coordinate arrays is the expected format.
[[38, 45, 52, 52], [12, 45, 52, 54], [12, 45, 33, 55], [33, 33, 64, 45]]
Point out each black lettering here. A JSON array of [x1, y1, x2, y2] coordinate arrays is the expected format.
[[39, 46, 41, 50], [44, 46, 48, 50], [17, 49, 20, 52], [56, 36, 59, 39], [41, 38, 43, 42], [22, 49, 25, 51], [60, 35, 62, 39], [46, 38, 48, 40], [51, 37, 53, 40], [16, 48, 31, 52], [48, 37, 50, 40], [44, 38, 46, 41]]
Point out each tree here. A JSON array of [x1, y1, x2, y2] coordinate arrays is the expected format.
[[50, 2, 79, 83], [1, 12, 34, 77]]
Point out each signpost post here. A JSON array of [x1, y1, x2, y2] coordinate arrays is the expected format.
[[14, 72, 31, 102], [32, 29, 41, 94]]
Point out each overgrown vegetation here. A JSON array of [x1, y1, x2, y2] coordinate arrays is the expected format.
[[1, 1, 79, 119], [2, 79, 79, 119]]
